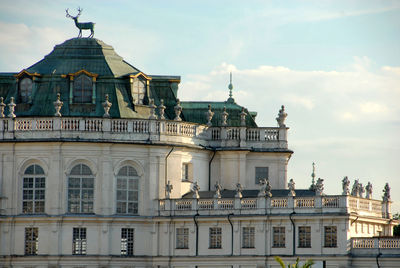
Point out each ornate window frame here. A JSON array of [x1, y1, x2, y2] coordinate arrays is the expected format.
[[64, 70, 98, 104], [14, 69, 41, 104], [128, 72, 151, 105]]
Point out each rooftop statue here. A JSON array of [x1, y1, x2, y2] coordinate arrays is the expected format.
[[66, 7, 95, 38], [342, 176, 350, 195], [288, 178, 295, 196], [383, 183, 391, 202], [214, 181, 222, 199], [365, 182, 373, 199]]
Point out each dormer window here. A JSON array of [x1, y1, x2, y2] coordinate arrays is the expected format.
[[73, 74, 92, 103], [132, 77, 146, 105], [19, 77, 33, 103]]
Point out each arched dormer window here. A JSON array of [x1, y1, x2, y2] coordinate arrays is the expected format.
[[116, 165, 139, 214], [19, 77, 33, 103], [68, 164, 94, 213], [22, 164, 45, 214], [129, 73, 151, 105], [73, 74, 92, 103]]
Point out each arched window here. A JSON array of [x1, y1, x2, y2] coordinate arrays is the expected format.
[[116, 166, 139, 214], [68, 164, 94, 213], [19, 77, 33, 103], [73, 74, 92, 103], [22, 164, 45, 214], [131, 78, 146, 105]]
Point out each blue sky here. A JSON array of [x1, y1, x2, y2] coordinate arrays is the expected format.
[[1, 0, 399, 211]]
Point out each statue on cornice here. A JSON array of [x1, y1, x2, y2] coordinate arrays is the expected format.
[[342, 176, 350, 195], [365, 182, 373, 199]]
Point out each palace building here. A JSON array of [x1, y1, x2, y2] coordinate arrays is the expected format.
[[0, 36, 399, 268]]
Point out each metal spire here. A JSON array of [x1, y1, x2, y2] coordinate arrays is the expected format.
[[227, 72, 234, 103], [309, 162, 316, 191]]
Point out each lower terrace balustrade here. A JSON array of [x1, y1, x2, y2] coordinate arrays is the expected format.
[[159, 195, 390, 217], [351, 237, 400, 255], [0, 117, 287, 149]]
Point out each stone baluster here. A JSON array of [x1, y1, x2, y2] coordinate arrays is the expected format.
[[0, 97, 6, 117], [7, 97, 16, 118], [53, 93, 63, 117]]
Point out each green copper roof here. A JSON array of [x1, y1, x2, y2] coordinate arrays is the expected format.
[[27, 38, 140, 77]]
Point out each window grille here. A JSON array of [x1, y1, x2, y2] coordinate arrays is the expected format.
[[298, 226, 311, 248], [121, 228, 134, 256], [273, 227, 286, 248], [324, 226, 337, 248], [22, 164, 45, 214], [19, 77, 33, 103], [72, 227, 87, 255], [176, 228, 189, 249], [209, 227, 222, 249], [182, 163, 189, 181], [242, 227, 255, 248], [116, 166, 139, 214], [73, 74, 92, 103], [25, 227, 38, 255], [68, 164, 94, 213], [131, 78, 146, 105]]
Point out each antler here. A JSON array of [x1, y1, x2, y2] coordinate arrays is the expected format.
[[65, 8, 73, 18], [77, 7, 82, 17]]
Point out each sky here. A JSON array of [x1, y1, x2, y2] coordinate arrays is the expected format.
[[0, 0, 399, 212]]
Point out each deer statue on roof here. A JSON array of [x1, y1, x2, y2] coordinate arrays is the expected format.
[[66, 7, 95, 38]]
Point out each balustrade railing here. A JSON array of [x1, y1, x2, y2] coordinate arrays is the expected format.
[[352, 237, 400, 249], [295, 197, 315, 208]]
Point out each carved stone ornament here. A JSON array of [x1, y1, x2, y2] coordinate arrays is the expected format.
[[258, 178, 272, 197], [315, 178, 324, 196], [276, 105, 287, 128], [158, 99, 166, 120], [365, 182, 373, 199], [235, 183, 243, 198], [8, 97, 16, 118], [53, 93, 63, 117], [174, 99, 182, 121], [358, 183, 365, 198], [0, 97, 5, 117], [383, 183, 391, 202], [221, 106, 229, 126], [288, 179, 295, 196], [192, 181, 200, 199], [206, 104, 214, 127], [149, 98, 157, 119], [102, 94, 112, 118], [342, 176, 350, 195], [214, 181, 222, 199], [165, 180, 173, 199], [351, 179, 360, 197], [240, 107, 247, 126]]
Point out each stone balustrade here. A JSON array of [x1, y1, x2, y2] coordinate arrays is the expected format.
[[351, 237, 400, 255], [0, 117, 287, 149], [158, 195, 390, 218]]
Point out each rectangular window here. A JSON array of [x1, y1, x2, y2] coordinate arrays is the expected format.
[[23, 177, 45, 214], [298, 226, 311, 248], [324, 226, 337, 248], [273, 227, 285, 248], [209, 227, 222, 249], [25, 227, 38, 255], [176, 228, 189, 249], [255, 167, 268, 184], [121, 228, 134, 256], [242, 227, 255, 248], [72, 227, 87, 255], [182, 163, 189, 181]]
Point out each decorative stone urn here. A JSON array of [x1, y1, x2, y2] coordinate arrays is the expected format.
[[158, 99, 166, 120], [53, 93, 63, 117], [8, 97, 16, 118], [102, 94, 112, 118], [174, 99, 182, 121], [0, 97, 5, 118], [276, 105, 287, 128], [149, 98, 157, 119]]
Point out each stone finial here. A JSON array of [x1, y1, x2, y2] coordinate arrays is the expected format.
[[309, 162, 316, 191], [0, 97, 6, 117], [7, 97, 16, 118], [149, 98, 157, 119], [102, 94, 112, 118], [174, 99, 182, 121], [315, 178, 324, 196], [214, 181, 222, 199], [53, 93, 63, 117], [158, 99, 166, 120], [365, 182, 373, 199], [351, 179, 360, 197], [342, 176, 350, 195], [235, 183, 243, 198], [221, 106, 229, 126], [206, 104, 214, 127], [165, 180, 173, 199], [288, 179, 295, 196], [358, 183, 365, 198], [383, 183, 391, 202], [240, 107, 247, 126], [192, 181, 200, 199], [276, 105, 287, 128]]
